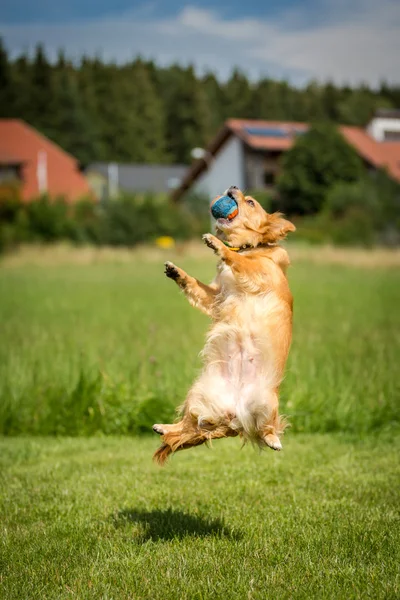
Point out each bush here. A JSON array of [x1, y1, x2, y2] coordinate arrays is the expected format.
[[323, 171, 400, 246], [0, 192, 213, 253], [277, 123, 364, 215]]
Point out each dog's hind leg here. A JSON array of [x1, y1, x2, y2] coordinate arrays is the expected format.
[[258, 407, 287, 452], [152, 417, 238, 465]]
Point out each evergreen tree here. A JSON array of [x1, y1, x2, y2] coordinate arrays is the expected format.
[[338, 87, 393, 126], [251, 79, 293, 120], [1, 42, 399, 167], [223, 68, 253, 119], [322, 81, 341, 120], [77, 57, 106, 160], [126, 59, 168, 163], [50, 69, 103, 166], [0, 38, 18, 118], [94, 61, 167, 163], [202, 71, 225, 133], [301, 81, 326, 122], [162, 65, 212, 163], [28, 44, 58, 134]]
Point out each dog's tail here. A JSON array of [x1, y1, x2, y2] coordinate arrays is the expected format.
[[153, 443, 173, 466], [153, 423, 239, 466]]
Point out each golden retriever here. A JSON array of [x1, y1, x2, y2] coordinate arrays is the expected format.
[[153, 186, 296, 464]]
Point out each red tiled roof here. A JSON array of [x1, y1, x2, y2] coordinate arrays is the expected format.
[[340, 125, 400, 183], [0, 119, 91, 202]]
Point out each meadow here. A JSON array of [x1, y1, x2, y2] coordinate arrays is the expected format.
[[1, 243, 400, 599], [1, 244, 399, 436]]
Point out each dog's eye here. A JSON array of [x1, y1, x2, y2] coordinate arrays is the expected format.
[[246, 199, 255, 207]]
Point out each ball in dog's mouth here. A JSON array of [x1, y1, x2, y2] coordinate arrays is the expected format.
[[211, 195, 238, 222]]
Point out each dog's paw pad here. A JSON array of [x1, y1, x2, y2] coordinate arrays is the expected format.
[[202, 234, 217, 251], [198, 417, 215, 430], [152, 424, 165, 435], [164, 262, 180, 280], [264, 434, 282, 451]]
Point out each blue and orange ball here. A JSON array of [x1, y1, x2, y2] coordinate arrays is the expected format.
[[211, 195, 238, 221]]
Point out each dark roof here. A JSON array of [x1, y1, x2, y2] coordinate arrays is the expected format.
[[87, 162, 187, 193], [374, 108, 400, 119]]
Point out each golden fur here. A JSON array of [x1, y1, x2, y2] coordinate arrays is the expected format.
[[153, 186, 296, 465]]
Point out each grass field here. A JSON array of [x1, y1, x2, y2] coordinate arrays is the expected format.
[[1, 244, 400, 598], [1, 434, 400, 599], [0, 245, 399, 435]]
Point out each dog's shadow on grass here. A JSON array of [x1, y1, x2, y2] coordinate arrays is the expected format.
[[112, 508, 241, 542]]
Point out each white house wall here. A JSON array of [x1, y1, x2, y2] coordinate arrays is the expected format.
[[367, 117, 400, 141], [193, 136, 244, 198]]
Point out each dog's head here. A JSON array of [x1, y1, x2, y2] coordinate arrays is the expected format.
[[210, 186, 295, 249]]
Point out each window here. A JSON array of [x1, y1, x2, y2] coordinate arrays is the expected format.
[[383, 130, 400, 141], [0, 165, 20, 183], [264, 171, 275, 186]]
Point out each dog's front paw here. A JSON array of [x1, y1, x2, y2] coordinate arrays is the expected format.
[[202, 233, 222, 254], [164, 261, 180, 281]]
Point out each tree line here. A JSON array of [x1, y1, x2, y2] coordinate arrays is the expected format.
[[1, 39, 400, 167]]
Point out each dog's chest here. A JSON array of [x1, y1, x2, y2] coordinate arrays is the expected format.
[[218, 262, 237, 294]]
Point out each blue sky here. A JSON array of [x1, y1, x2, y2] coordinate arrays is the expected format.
[[1, 0, 399, 85]]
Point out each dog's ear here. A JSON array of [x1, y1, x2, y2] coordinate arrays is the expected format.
[[262, 213, 296, 243]]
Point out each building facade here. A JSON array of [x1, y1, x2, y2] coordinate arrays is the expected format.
[[172, 114, 400, 201]]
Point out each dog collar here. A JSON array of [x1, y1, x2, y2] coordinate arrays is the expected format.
[[223, 241, 275, 253]]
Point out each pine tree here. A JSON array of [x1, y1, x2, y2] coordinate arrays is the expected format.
[[94, 61, 167, 163], [50, 68, 103, 166], [202, 72, 225, 133], [1, 42, 399, 168], [301, 81, 327, 122], [322, 81, 341, 120], [338, 86, 393, 126], [125, 59, 168, 163], [0, 38, 18, 118], [28, 44, 58, 134], [223, 68, 253, 119], [162, 65, 212, 163], [77, 57, 106, 161]]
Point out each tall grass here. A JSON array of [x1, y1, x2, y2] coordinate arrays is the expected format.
[[0, 253, 399, 435]]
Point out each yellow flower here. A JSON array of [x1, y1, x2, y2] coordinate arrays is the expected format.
[[155, 236, 175, 249]]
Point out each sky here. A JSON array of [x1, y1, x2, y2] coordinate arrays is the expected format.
[[1, 0, 399, 86]]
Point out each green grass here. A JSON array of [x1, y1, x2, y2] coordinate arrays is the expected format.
[[1, 434, 399, 599], [1, 250, 399, 598], [0, 255, 399, 435]]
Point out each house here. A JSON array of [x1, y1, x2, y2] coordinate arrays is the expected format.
[[172, 113, 400, 201], [85, 162, 188, 200], [0, 119, 91, 202]]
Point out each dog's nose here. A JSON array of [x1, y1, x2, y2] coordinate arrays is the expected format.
[[226, 185, 239, 199]]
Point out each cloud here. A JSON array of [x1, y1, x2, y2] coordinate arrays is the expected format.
[[1, 1, 399, 86]]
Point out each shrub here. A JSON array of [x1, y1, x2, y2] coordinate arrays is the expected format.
[[277, 123, 364, 215], [23, 195, 71, 242], [323, 171, 400, 246], [0, 192, 214, 252]]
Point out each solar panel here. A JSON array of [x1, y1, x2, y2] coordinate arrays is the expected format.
[[244, 127, 289, 138]]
